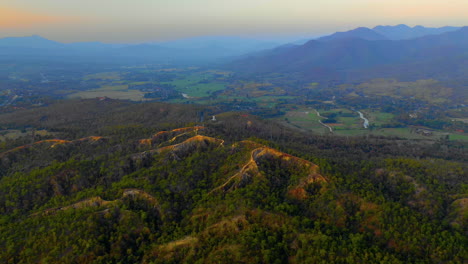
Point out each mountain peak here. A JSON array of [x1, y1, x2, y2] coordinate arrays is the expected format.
[[373, 24, 461, 40], [318, 27, 387, 42], [0, 35, 63, 48], [396, 24, 411, 29]]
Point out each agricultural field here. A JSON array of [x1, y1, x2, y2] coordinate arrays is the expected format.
[[221, 82, 287, 98], [161, 72, 227, 98], [274, 106, 468, 141], [3, 64, 467, 143], [275, 107, 365, 134], [448, 133, 468, 141], [364, 110, 395, 126], [345, 79, 454, 104], [67, 85, 146, 101], [83, 72, 121, 81], [277, 108, 327, 133], [316, 108, 363, 130]]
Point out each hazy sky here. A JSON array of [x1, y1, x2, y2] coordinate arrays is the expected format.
[[1, 0, 467, 43]]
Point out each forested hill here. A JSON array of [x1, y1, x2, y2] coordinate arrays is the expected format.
[[0, 100, 467, 263], [227, 27, 468, 84]]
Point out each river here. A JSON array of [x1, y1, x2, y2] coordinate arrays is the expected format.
[[357, 111, 369, 128]]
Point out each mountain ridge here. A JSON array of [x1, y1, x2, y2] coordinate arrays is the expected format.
[[227, 26, 468, 83], [318, 27, 388, 41], [373, 24, 461, 40], [0, 24, 463, 65]]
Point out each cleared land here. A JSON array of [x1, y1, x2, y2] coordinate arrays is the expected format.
[[0, 129, 52, 141], [162, 73, 226, 98], [67, 85, 146, 101]]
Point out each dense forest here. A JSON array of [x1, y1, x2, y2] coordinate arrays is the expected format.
[[0, 99, 467, 263]]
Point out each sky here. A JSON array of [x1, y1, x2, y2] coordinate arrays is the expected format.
[[1, 0, 467, 43]]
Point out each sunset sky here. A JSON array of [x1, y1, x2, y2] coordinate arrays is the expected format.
[[1, 0, 467, 43]]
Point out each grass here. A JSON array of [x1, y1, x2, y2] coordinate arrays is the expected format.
[[185, 83, 226, 97], [365, 110, 395, 126], [275, 108, 370, 135], [320, 108, 354, 114], [83, 72, 121, 81], [316, 108, 362, 129], [161, 73, 226, 98], [67, 85, 146, 101], [274, 109, 329, 133], [129, 81, 150, 85], [336, 117, 361, 128], [279, 109, 461, 141], [448, 134, 468, 141], [354, 79, 453, 104]]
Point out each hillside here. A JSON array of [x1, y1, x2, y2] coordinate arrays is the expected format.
[[227, 27, 468, 85], [0, 100, 466, 263]]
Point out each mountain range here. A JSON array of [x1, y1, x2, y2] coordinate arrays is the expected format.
[[319, 24, 460, 41], [0, 35, 282, 65], [373, 24, 461, 40], [228, 26, 468, 85], [0, 24, 462, 66]]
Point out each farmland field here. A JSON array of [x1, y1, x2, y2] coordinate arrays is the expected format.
[[67, 85, 146, 101], [7, 65, 465, 143], [161, 73, 227, 98]]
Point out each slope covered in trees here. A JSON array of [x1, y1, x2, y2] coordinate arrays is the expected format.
[[0, 100, 466, 263]]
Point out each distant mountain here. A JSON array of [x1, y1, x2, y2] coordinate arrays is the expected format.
[[67, 41, 126, 51], [0, 26, 465, 67], [0, 35, 284, 65], [315, 24, 461, 42], [0, 35, 64, 49], [318, 27, 388, 41], [227, 27, 468, 82], [373, 24, 461, 40], [157, 36, 281, 55]]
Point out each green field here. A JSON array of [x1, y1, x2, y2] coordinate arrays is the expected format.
[[185, 83, 225, 97], [161, 73, 226, 98], [353, 79, 453, 104], [365, 110, 395, 126], [276, 108, 370, 134], [448, 133, 468, 141], [276, 108, 468, 141], [275, 109, 329, 133], [67, 70, 468, 142], [67, 85, 146, 101], [317, 108, 362, 130], [83, 72, 121, 81], [335, 116, 361, 129]]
